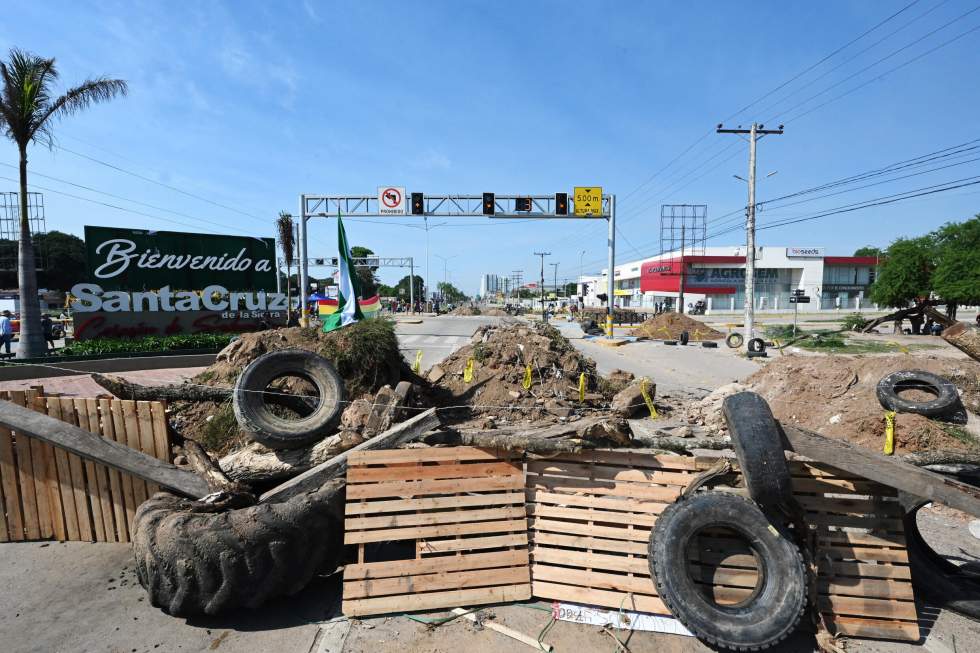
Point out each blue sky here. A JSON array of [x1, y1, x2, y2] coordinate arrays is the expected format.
[[3, 0, 979, 294]]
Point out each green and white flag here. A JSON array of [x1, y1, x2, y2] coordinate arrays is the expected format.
[[322, 212, 364, 333]]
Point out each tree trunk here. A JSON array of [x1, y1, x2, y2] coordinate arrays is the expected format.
[[285, 262, 291, 313], [942, 322, 980, 363], [218, 430, 366, 483], [91, 373, 232, 402], [16, 148, 46, 359]]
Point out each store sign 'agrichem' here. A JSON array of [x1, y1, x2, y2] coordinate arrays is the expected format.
[[84, 226, 277, 291]]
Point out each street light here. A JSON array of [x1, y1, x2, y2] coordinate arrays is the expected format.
[[433, 253, 457, 300], [404, 218, 448, 303]]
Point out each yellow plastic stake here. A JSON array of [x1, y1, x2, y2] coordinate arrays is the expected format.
[[640, 378, 658, 419], [578, 372, 586, 402], [412, 349, 423, 374], [883, 410, 896, 455], [463, 358, 475, 383], [694, 329, 702, 342], [522, 364, 533, 390]]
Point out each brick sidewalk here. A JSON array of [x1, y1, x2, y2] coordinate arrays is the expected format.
[[0, 367, 209, 397]]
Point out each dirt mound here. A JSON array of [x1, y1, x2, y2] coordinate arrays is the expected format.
[[449, 306, 481, 316], [745, 354, 980, 454], [173, 320, 403, 454], [482, 308, 509, 317], [427, 322, 601, 422], [633, 313, 724, 340]]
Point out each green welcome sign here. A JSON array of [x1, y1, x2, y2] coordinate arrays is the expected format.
[[84, 226, 277, 291]]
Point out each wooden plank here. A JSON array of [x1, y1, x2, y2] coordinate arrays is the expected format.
[[818, 560, 911, 580], [86, 399, 117, 543], [59, 398, 94, 542], [346, 505, 526, 531], [529, 460, 694, 486], [32, 396, 66, 542], [150, 401, 170, 464], [346, 491, 523, 515], [532, 564, 655, 596], [0, 412, 23, 541], [796, 495, 903, 516], [345, 518, 526, 545], [348, 446, 503, 465], [530, 530, 648, 556], [820, 545, 910, 564], [532, 581, 668, 615], [531, 517, 650, 543], [0, 397, 208, 499], [818, 578, 914, 600], [818, 595, 917, 621], [418, 533, 527, 553], [347, 461, 520, 484], [137, 401, 160, 496], [826, 615, 919, 641], [816, 529, 906, 548], [10, 392, 41, 540], [345, 550, 529, 580], [790, 477, 894, 496], [28, 434, 53, 539], [263, 408, 439, 503], [122, 401, 148, 506], [46, 399, 80, 541], [550, 450, 701, 471], [782, 423, 980, 516], [346, 474, 523, 500], [527, 489, 666, 514], [531, 545, 649, 575], [344, 565, 529, 600], [342, 583, 530, 617], [73, 399, 105, 542], [528, 503, 657, 527], [101, 398, 129, 542], [526, 473, 682, 502], [804, 513, 904, 531]]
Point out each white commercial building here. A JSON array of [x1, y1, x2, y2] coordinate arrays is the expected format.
[[578, 246, 881, 313], [479, 273, 502, 298]]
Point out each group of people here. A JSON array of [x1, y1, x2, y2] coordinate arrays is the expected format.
[[0, 310, 61, 355]]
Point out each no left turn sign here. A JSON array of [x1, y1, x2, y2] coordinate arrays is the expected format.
[[378, 186, 407, 215]]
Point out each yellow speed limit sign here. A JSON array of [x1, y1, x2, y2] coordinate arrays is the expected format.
[[574, 186, 603, 216]]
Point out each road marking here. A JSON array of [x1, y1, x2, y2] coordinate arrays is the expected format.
[[424, 335, 441, 344], [400, 335, 421, 344]]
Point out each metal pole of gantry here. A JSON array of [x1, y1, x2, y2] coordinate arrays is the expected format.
[[409, 257, 415, 309], [606, 194, 616, 338], [298, 194, 309, 327]]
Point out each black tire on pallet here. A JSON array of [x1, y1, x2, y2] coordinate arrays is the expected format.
[[876, 370, 959, 417], [133, 482, 344, 616], [747, 338, 766, 353], [747, 350, 768, 359], [664, 340, 678, 346], [234, 349, 346, 450], [899, 491, 980, 620], [722, 391, 794, 510], [726, 333, 744, 349], [702, 341, 718, 348], [649, 492, 807, 651]]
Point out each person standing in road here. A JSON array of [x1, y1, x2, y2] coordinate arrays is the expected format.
[[40, 314, 55, 350], [0, 310, 12, 354]]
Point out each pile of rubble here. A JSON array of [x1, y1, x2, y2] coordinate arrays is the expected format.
[[683, 354, 980, 455], [633, 313, 725, 340], [448, 306, 482, 316], [425, 322, 607, 424]]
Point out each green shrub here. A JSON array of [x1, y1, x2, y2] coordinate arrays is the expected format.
[[841, 313, 869, 331], [58, 332, 235, 356], [319, 318, 401, 396]]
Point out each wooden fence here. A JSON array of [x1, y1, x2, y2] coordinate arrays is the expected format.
[[0, 389, 171, 543]]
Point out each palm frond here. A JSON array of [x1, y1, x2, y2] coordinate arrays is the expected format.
[[41, 77, 128, 121], [277, 211, 295, 268]]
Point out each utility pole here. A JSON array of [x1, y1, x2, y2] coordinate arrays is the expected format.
[[534, 252, 551, 322], [716, 122, 784, 342], [678, 223, 686, 314], [550, 262, 559, 301]]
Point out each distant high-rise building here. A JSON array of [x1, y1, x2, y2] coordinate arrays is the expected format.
[[479, 274, 501, 298]]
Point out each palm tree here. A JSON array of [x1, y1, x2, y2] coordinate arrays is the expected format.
[[276, 211, 294, 313], [0, 48, 127, 358]]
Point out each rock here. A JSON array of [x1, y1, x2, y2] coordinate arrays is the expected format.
[[829, 414, 842, 424], [674, 425, 694, 438], [479, 417, 497, 430], [427, 365, 445, 383], [507, 390, 521, 399], [611, 382, 650, 418], [578, 418, 632, 446], [544, 399, 573, 418], [340, 398, 372, 432], [687, 382, 748, 434], [608, 369, 636, 385]]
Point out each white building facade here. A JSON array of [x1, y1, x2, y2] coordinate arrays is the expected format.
[[479, 273, 502, 298], [578, 246, 880, 313]]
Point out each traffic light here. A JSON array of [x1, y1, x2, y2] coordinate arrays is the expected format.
[[515, 196, 532, 212], [555, 192, 568, 215], [411, 192, 424, 215], [482, 192, 495, 215]]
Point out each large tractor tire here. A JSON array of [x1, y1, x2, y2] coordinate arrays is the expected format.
[[133, 481, 345, 616], [723, 392, 794, 511]]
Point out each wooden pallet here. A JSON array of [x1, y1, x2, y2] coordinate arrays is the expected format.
[[526, 451, 919, 642], [342, 447, 532, 616], [0, 391, 170, 543]]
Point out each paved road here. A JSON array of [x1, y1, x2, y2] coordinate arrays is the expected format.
[[393, 314, 511, 372]]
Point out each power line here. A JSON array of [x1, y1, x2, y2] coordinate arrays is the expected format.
[[52, 145, 270, 224]]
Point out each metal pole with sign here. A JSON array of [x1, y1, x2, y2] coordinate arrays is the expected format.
[[607, 194, 616, 338]]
